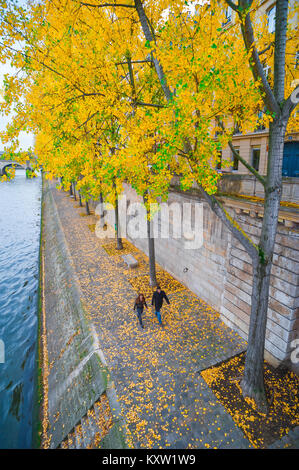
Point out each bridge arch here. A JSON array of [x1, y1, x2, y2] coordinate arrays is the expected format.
[[0, 161, 28, 176]]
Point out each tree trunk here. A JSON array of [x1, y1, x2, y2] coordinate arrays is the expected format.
[[114, 196, 123, 250], [134, 0, 172, 101], [69, 184, 73, 196], [143, 193, 157, 287], [99, 193, 105, 227], [78, 191, 82, 207], [147, 210, 157, 287], [86, 199, 90, 215], [241, 118, 287, 412], [73, 182, 76, 201], [241, 259, 271, 413]]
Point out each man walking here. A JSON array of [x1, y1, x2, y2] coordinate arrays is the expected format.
[[151, 286, 170, 327]]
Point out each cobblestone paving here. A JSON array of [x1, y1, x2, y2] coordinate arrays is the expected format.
[[49, 182, 262, 449], [268, 426, 299, 449]]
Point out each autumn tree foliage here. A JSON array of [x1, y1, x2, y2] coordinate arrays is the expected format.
[[0, 0, 298, 411]]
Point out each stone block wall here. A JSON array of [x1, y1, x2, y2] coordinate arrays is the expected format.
[[221, 211, 298, 369], [42, 182, 126, 448], [121, 183, 299, 372], [122, 184, 229, 310]]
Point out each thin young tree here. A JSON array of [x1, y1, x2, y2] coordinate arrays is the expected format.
[[143, 190, 158, 287]]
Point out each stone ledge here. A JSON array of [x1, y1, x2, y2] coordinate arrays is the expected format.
[[122, 254, 138, 268]]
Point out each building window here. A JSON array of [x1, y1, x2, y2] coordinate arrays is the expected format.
[[232, 146, 239, 171], [252, 147, 260, 171], [255, 109, 266, 132], [233, 122, 242, 135], [267, 5, 276, 34], [222, 6, 232, 26], [216, 150, 222, 170]]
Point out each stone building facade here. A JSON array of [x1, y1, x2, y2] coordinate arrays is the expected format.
[[218, 0, 299, 178]]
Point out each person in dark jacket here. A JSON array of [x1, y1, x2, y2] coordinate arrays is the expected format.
[[151, 286, 170, 326], [134, 293, 148, 329]]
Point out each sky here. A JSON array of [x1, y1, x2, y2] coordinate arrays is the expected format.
[[0, 0, 34, 152], [0, 62, 35, 152]]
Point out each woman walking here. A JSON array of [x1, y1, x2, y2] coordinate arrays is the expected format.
[[134, 293, 148, 329]]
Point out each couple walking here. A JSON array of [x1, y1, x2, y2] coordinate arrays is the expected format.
[[134, 286, 170, 329]]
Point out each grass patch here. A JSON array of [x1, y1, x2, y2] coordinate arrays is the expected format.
[[201, 352, 299, 448]]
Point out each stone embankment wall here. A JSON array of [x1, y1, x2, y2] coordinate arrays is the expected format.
[[41, 182, 126, 449], [121, 183, 299, 372]]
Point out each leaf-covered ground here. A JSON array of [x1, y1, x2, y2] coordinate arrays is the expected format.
[[50, 183, 297, 449], [201, 353, 299, 448]]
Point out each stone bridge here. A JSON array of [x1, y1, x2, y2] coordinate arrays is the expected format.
[[0, 160, 31, 176]]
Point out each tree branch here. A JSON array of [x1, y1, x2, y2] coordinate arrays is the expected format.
[[135, 101, 164, 108], [126, 54, 136, 97], [75, 111, 99, 130], [79, 2, 135, 7], [273, 0, 289, 104], [201, 190, 259, 261], [116, 59, 152, 65], [225, 0, 239, 12], [0, 41, 88, 96], [125, 53, 137, 115], [216, 118, 266, 186], [283, 84, 299, 118], [134, 0, 172, 102], [258, 43, 273, 56], [232, 0, 280, 116], [228, 140, 266, 186]]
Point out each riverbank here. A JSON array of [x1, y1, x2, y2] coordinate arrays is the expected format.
[[32, 172, 44, 449], [39, 180, 126, 449]]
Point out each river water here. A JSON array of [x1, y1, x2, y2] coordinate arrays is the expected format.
[[0, 169, 42, 448]]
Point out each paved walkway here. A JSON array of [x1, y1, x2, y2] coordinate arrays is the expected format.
[[49, 182, 256, 449]]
